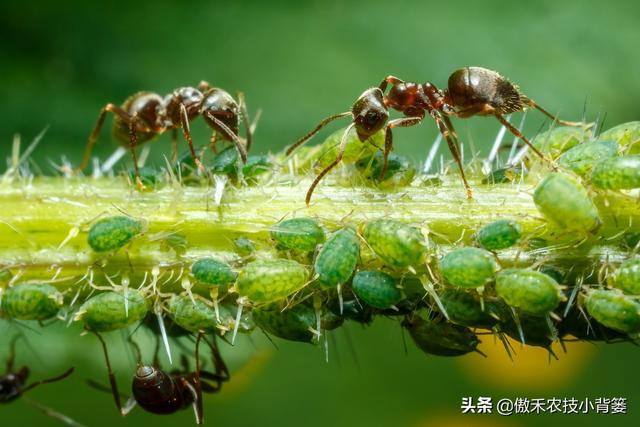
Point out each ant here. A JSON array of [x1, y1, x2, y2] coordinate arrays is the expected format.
[[1, 336, 82, 426], [91, 331, 229, 424], [287, 66, 584, 204], [79, 81, 254, 189]]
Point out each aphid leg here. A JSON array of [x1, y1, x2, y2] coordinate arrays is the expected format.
[[178, 103, 206, 173], [524, 98, 587, 127], [493, 113, 556, 168], [434, 114, 473, 199], [21, 367, 74, 394], [79, 104, 138, 172], [380, 116, 423, 179], [92, 332, 128, 416], [285, 112, 351, 156], [237, 92, 253, 152], [378, 75, 405, 92], [305, 122, 355, 205], [204, 111, 248, 162], [193, 332, 205, 425], [171, 128, 179, 163], [202, 334, 230, 383]]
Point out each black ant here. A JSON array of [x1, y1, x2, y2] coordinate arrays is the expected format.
[[1, 336, 82, 426], [79, 81, 253, 189], [91, 331, 229, 424], [287, 66, 584, 204]]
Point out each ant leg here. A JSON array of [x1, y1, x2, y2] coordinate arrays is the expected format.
[[210, 131, 218, 153], [203, 111, 248, 162], [380, 117, 423, 179], [306, 122, 355, 205], [237, 92, 253, 152], [171, 128, 179, 163], [493, 113, 556, 167], [127, 335, 142, 365], [202, 335, 230, 383], [378, 75, 405, 92], [126, 118, 146, 191], [435, 114, 473, 199], [178, 103, 206, 173], [524, 98, 587, 127], [285, 112, 352, 156], [21, 367, 74, 393], [78, 104, 135, 172], [92, 332, 127, 416]]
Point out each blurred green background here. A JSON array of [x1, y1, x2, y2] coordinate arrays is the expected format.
[[1, 0, 639, 426]]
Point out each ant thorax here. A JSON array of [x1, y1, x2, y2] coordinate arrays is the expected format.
[[162, 87, 204, 126]]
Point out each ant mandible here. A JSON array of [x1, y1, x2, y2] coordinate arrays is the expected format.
[[287, 66, 584, 204], [91, 331, 229, 424], [1, 336, 80, 426], [78, 81, 253, 189]]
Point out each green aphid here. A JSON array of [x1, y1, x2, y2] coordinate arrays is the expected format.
[[217, 301, 255, 334], [77, 289, 148, 332], [270, 217, 325, 252], [585, 289, 640, 334], [313, 127, 382, 170], [482, 165, 524, 184], [439, 288, 499, 329], [402, 315, 480, 357], [234, 237, 256, 256], [167, 293, 217, 333], [557, 140, 618, 176], [363, 219, 426, 269], [128, 166, 163, 190], [0, 283, 63, 321], [539, 266, 566, 284], [440, 247, 497, 289], [613, 258, 640, 295], [159, 233, 188, 255], [533, 172, 601, 233], [591, 155, 640, 190], [236, 259, 309, 303], [253, 304, 317, 343], [314, 227, 359, 289], [355, 151, 416, 188], [351, 271, 402, 309], [495, 269, 563, 315], [242, 155, 272, 179], [532, 126, 592, 159], [476, 219, 521, 251], [598, 121, 640, 154], [210, 146, 240, 175], [88, 215, 144, 252], [191, 258, 237, 286]]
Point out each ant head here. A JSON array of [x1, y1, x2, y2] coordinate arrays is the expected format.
[[164, 87, 204, 125], [352, 88, 388, 141], [201, 88, 240, 138], [0, 374, 22, 403]]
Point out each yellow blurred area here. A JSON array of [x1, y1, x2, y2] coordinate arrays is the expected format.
[[458, 336, 595, 391]]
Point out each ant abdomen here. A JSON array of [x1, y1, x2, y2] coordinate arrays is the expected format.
[[447, 66, 524, 115], [132, 365, 186, 415], [113, 92, 163, 143]]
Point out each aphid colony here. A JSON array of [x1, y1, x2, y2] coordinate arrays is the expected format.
[[2, 101, 640, 424]]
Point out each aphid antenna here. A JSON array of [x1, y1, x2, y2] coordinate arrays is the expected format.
[[2, 126, 48, 182], [508, 306, 526, 346], [57, 225, 80, 250]]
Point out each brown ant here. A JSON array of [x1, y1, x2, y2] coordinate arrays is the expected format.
[[79, 81, 253, 189], [90, 331, 229, 424], [1, 336, 82, 426], [287, 66, 584, 204]]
